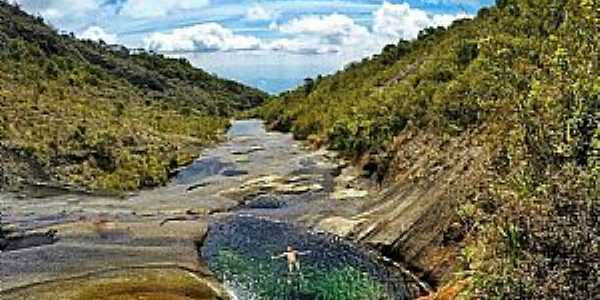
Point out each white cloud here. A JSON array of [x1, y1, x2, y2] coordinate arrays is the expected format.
[[120, 0, 210, 18], [78, 26, 118, 44], [13, 0, 99, 19], [270, 14, 371, 54], [277, 14, 369, 42], [245, 4, 274, 21], [145, 23, 262, 53], [142, 1, 470, 58], [268, 38, 338, 55], [144, 14, 372, 55], [373, 1, 470, 41], [267, 5, 468, 56]]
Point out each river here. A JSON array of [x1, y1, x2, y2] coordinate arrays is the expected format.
[[0, 120, 411, 299]]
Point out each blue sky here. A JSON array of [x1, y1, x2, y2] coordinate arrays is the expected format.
[[15, 0, 493, 93]]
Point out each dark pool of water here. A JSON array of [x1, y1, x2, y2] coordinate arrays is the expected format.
[[201, 215, 409, 299]]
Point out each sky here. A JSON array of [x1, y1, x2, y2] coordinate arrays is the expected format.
[[13, 0, 494, 93]]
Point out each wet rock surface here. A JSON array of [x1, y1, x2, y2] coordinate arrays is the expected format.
[[175, 157, 232, 185], [0, 229, 58, 252], [221, 169, 249, 177], [242, 194, 287, 209]]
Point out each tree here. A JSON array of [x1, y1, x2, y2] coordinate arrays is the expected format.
[[303, 77, 315, 96], [456, 40, 479, 65], [381, 44, 399, 65]]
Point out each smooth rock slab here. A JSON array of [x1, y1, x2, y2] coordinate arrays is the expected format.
[[0, 219, 228, 299], [317, 216, 366, 237], [0, 267, 228, 300], [221, 174, 324, 199], [331, 188, 368, 200]]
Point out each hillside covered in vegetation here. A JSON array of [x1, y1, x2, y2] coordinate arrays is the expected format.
[[0, 2, 266, 191], [259, 0, 598, 298]]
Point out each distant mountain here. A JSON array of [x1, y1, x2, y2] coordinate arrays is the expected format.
[[258, 0, 598, 298], [0, 2, 267, 191]]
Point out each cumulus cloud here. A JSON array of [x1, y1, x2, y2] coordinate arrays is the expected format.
[[145, 23, 262, 53], [144, 14, 371, 55], [265, 3, 468, 55], [142, 1, 470, 57], [268, 38, 338, 55], [245, 4, 275, 21], [78, 26, 118, 44], [373, 1, 470, 40], [12, 0, 99, 19], [120, 0, 210, 18], [270, 14, 371, 54]]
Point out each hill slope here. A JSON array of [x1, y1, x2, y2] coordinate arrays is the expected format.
[[0, 2, 267, 191], [258, 0, 598, 298]]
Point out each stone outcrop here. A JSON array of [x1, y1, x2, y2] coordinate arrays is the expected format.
[[0, 219, 230, 300], [315, 126, 496, 281]]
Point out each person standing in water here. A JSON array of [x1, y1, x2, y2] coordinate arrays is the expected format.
[[272, 246, 311, 274]]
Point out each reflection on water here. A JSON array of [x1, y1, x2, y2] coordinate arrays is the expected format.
[[227, 119, 267, 138], [175, 120, 267, 185], [174, 156, 232, 185]]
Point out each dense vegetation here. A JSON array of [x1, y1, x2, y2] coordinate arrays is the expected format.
[[258, 0, 598, 298], [0, 2, 266, 191]]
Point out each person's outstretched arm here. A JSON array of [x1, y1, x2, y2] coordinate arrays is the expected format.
[[298, 250, 312, 256], [271, 252, 287, 259]]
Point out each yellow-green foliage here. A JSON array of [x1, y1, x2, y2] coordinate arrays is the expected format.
[[259, 0, 598, 298], [0, 55, 227, 190], [0, 2, 265, 191], [260, 1, 597, 160]]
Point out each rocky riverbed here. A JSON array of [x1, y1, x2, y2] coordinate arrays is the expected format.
[[0, 120, 416, 299]]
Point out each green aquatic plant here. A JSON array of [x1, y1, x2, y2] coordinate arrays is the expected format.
[[213, 250, 390, 300], [307, 267, 387, 300]]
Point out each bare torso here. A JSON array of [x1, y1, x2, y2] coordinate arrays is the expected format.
[[284, 250, 298, 263]]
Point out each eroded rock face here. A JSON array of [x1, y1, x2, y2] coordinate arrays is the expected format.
[[0, 218, 229, 300], [337, 127, 495, 279]]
